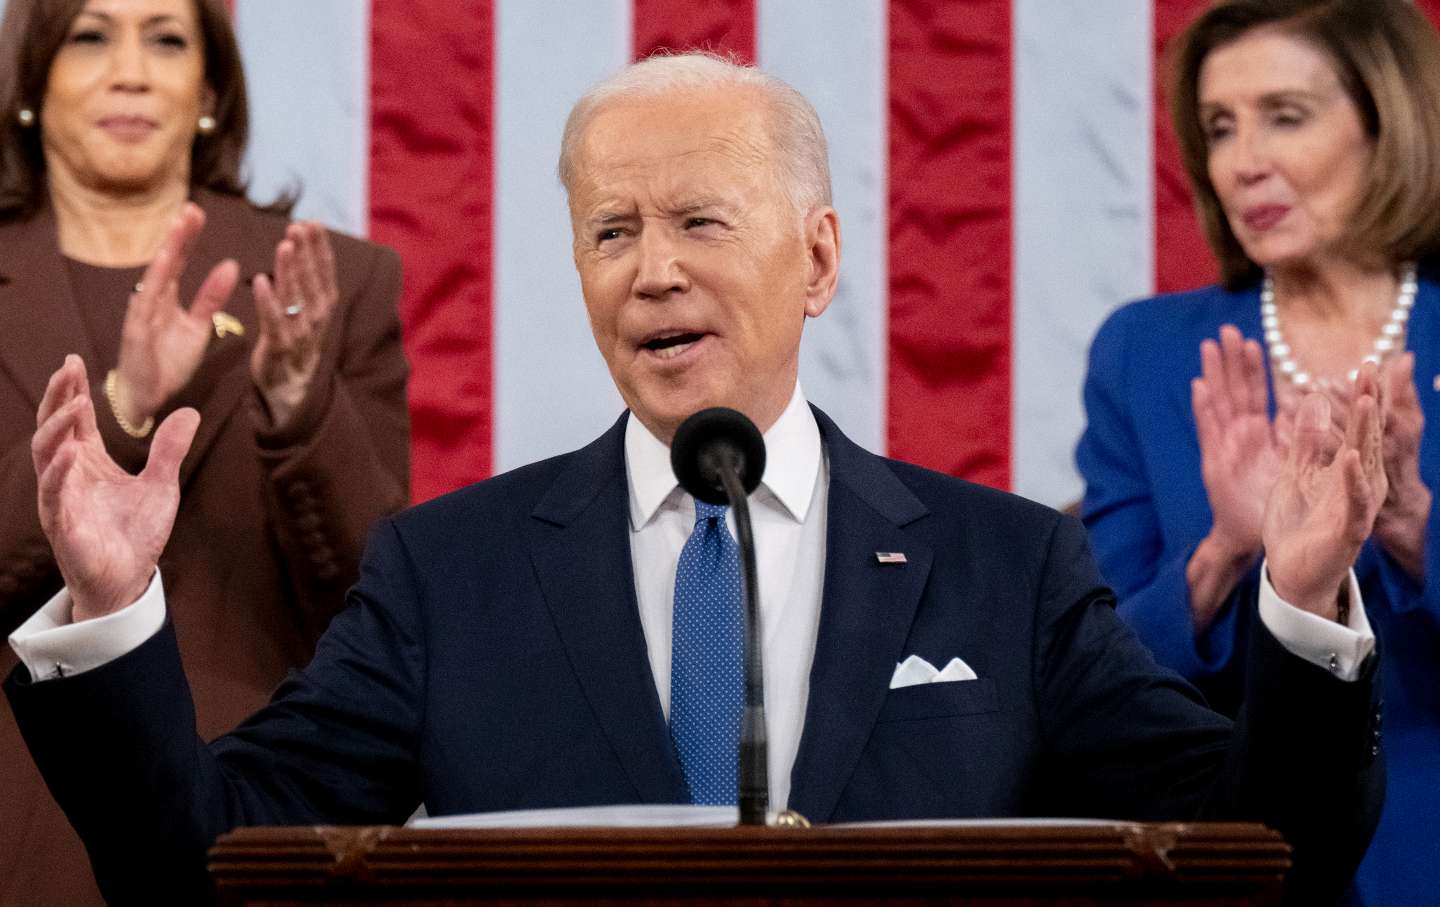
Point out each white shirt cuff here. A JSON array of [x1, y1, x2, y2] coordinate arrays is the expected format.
[[7, 570, 167, 682], [1257, 560, 1375, 681]]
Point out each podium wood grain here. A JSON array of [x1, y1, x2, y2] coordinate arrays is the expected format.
[[209, 822, 1289, 905]]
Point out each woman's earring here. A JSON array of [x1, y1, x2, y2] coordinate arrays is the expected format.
[[16, 108, 35, 128], [197, 114, 217, 135]]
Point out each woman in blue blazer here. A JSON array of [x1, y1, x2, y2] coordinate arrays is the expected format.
[[1077, 2, 1440, 904]]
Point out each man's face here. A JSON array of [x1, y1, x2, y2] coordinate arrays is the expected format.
[[568, 85, 836, 443]]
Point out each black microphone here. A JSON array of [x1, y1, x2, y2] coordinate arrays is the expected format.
[[670, 407, 768, 826]]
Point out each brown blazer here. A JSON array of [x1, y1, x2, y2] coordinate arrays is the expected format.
[[0, 190, 410, 905]]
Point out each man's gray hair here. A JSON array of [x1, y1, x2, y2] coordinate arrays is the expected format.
[[558, 51, 833, 212]]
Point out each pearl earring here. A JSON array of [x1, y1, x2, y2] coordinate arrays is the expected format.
[[197, 114, 217, 135], [16, 108, 35, 128]]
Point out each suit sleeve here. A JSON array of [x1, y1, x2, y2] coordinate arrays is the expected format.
[[1030, 514, 1383, 906], [3, 517, 426, 904], [1075, 304, 1250, 694], [251, 240, 411, 640]]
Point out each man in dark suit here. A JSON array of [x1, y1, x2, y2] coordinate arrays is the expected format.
[[8, 54, 1384, 905]]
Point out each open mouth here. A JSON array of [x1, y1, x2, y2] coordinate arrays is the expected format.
[[642, 332, 706, 360]]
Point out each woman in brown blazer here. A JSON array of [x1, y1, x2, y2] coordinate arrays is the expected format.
[[0, 1, 409, 902]]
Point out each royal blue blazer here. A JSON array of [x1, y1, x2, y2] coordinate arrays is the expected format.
[[1078, 276, 1440, 906]]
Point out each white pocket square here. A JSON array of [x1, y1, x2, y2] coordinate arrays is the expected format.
[[889, 654, 979, 689]]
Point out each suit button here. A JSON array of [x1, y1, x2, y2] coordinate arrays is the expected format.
[[1371, 743, 1381, 757]]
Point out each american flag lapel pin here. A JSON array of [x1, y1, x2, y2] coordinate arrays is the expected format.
[[875, 551, 908, 565]]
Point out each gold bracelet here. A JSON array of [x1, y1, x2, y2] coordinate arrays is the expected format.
[[103, 369, 154, 439]]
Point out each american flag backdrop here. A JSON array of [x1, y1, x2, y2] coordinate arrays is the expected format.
[[14, 0, 1440, 507]]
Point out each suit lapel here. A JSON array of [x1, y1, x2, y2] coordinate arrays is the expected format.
[[787, 409, 933, 823], [526, 414, 689, 803], [0, 208, 100, 408]]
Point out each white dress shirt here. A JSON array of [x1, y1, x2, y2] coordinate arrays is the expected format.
[[627, 383, 827, 811], [9, 380, 1375, 813]]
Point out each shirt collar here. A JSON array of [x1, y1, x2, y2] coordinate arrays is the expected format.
[[625, 383, 822, 530]]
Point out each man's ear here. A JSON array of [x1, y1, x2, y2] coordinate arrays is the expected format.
[[802, 206, 840, 319]]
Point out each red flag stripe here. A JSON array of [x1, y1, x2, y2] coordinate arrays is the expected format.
[[370, 1, 495, 502], [1152, 0, 1215, 295], [632, 0, 755, 62], [887, 0, 1012, 488]]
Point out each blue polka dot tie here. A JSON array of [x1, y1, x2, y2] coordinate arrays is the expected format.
[[669, 500, 744, 805]]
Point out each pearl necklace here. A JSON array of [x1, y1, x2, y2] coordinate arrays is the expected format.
[[1261, 261, 1418, 387]]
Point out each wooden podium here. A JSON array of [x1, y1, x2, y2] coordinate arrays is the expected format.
[[209, 821, 1289, 905]]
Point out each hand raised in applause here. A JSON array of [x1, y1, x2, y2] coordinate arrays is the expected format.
[[250, 222, 339, 428], [1187, 324, 1304, 632], [32, 356, 198, 622], [1369, 353, 1431, 579], [1192, 325, 1290, 558], [1263, 364, 1388, 621], [111, 203, 240, 430]]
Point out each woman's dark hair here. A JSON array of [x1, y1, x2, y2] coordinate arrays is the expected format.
[[1170, 0, 1440, 288], [0, 0, 290, 218]]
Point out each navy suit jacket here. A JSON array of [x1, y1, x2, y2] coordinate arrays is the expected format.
[[7, 408, 1381, 904]]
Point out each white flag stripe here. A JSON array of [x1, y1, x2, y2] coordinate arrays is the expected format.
[[758, 0, 889, 456], [492, 0, 630, 473], [1012, 0, 1154, 506], [233, 0, 371, 235]]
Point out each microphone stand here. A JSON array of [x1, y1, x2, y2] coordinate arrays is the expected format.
[[709, 452, 768, 826]]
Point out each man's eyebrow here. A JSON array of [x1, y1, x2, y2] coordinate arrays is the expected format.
[[583, 198, 732, 226], [669, 198, 728, 214], [660, 198, 740, 220], [586, 209, 634, 227]]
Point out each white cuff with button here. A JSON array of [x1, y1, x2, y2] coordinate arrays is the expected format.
[[7, 569, 167, 682], [1257, 561, 1374, 682]]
